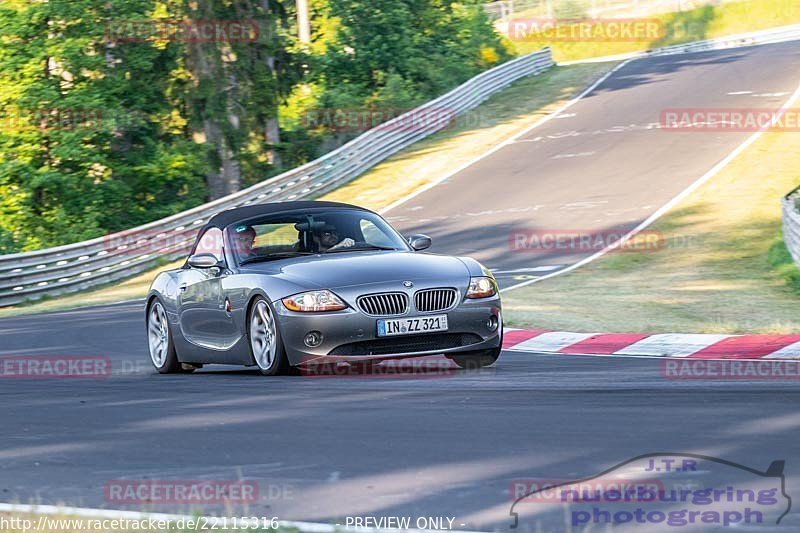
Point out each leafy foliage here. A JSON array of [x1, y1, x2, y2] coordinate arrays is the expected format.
[[0, 0, 509, 252], [316, 0, 508, 115], [0, 0, 206, 251]]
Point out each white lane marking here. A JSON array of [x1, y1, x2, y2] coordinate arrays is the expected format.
[[556, 113, 577, 119], [552, 151, 595, 159], [503, 78, 800, 293], [560, 200, 609, 209], [491, 266, 563, 274], [613, 334, 732, 357], [727, 91, 753, 95], [764, 340, 800, 359], [511, 122, 662, 144], [380, 60, 632, 215], [753, 92, 790, 97], [511, 331, 596, 352], [386, 205, 544, 224]]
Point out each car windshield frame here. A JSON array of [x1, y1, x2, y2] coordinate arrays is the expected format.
[[225, 208, 411, 266]]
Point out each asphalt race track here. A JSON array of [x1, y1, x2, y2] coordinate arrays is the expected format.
[[388, 41, 800, 287], [3, 42, 800, 531], [2, 302, 800, 531]]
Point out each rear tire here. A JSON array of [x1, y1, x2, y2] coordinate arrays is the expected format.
[[147, 299, 181, 374], [247, 296, 291, 376]]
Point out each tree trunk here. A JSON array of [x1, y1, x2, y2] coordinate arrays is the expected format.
[[186, 0, 244, 200], [258, 1, 283, 170], [264, 117, 282, 168], [203, 120, 242, 199]]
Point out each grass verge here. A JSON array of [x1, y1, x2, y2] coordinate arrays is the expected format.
[[508, 0, 800, 62], [0, 62, 616, 319], [502, 129, 800, 334]]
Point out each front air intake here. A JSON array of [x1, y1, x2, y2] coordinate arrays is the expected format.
[[414, 288, 458, 313], [357, 292, 409, 316]]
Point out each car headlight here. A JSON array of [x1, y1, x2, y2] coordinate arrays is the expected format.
[[466, 276, 498, 299], [282, 290, 347, 312]]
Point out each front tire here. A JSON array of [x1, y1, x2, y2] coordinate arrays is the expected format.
[[147, 299, 180, 374], [248, 297, 291, 376], [449, 346, 501, 369]]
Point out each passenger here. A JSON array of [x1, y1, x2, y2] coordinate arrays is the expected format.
[[233, 225, 257, 258]]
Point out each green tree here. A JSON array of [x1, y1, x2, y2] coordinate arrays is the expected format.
[[0, 0, 508, 253], [318, 0, 509, 110], [181, 0, 303, 197], [0, 0, 206, 251]]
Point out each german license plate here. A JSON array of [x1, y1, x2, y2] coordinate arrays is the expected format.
[[377, 314, 448, 337]]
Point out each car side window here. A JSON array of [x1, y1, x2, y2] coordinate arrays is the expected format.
[[359, 219, 396, 248], [194, 227, 225, 262]]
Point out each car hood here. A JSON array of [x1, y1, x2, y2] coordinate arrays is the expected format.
[[239, 251, 471, 290]]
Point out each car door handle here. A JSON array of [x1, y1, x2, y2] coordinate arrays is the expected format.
[[179, 283, 187, 292]]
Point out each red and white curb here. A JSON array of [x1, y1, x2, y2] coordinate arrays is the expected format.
[[502, 328, 800, 360]]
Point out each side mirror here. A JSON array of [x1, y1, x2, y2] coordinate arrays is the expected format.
[[187, 253, 222, 269], [408, 234, 432, 251]]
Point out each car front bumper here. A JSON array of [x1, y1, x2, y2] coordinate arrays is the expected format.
[[272, 294, 502, 366]]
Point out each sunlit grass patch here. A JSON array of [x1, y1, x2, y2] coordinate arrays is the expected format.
[[503, 129, 800, 334], [508, 0, 800, 62]]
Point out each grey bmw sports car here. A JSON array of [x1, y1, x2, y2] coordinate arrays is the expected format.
[[146, 201, 502, 375]]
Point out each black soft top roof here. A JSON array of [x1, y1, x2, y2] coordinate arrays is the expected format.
[[203, 201, 368, 230]]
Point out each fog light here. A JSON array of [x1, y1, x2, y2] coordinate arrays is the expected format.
[[304, 331, 324, 348], [487, 316, 499, 331]]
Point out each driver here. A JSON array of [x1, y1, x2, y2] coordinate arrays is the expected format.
[[313, 224, 355, 252], [232, 225, 257, 258]]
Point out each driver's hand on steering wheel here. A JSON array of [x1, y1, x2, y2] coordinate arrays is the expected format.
[[329, 238, 355, 250]]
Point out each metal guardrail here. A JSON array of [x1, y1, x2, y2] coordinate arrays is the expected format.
[[0, 48, 555, 307], [782, 186, 800, 268], [483, 0, 515, 21]]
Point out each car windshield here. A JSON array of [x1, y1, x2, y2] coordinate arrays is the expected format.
[[227, 208, 410, 264]]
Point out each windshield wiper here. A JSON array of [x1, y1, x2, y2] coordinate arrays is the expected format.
[[324, 245, 396, 254], [239, 252, 314, 265]]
